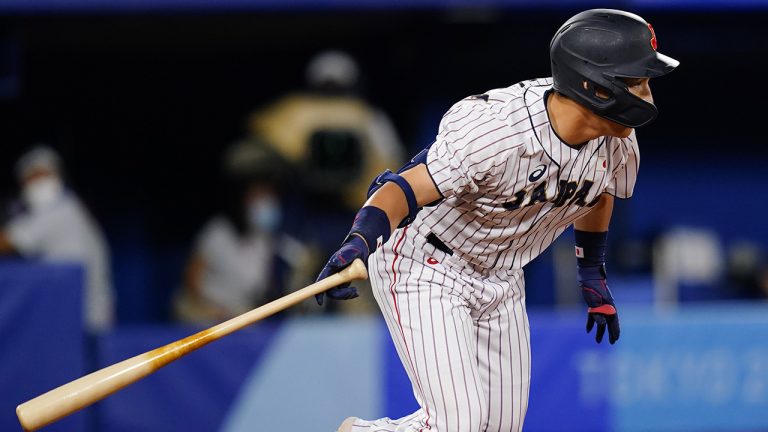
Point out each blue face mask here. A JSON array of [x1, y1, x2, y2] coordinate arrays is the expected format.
[[248, 196, 282, 232]]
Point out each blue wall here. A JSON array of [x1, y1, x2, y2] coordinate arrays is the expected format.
[[0, 262, 90, 432], [630, 156, 768, 247], [4, 263, 768, 432]]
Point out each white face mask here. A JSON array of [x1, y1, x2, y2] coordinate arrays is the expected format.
[[247, 196, 281, 232], [22, 177, 64, 211]]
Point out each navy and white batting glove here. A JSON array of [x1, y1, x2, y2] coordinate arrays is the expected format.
[[315, 205, 391, 306], [578, 265, 620, 344], [314, 235, 367, 306]]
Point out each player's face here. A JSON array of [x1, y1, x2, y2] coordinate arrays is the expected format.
[[592, 78, 653, 137], [613, 78, 652, 136], [592, 78, 653, 104], [622, 77, 653, 105]]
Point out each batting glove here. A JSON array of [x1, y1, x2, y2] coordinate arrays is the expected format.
[[314, 235, 367, 306], [578, 265, 620, 344]]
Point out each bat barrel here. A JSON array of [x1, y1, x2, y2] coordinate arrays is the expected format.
[[16, 259, 368, 431], [16, 340, 185, 431]]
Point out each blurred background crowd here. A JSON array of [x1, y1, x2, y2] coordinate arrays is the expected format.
[[0, 46, 410, 326], [1, 1, 767, 431], [0, 3, 766, 328]]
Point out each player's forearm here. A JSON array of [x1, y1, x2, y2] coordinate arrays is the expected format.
[[364, 182, 409, 233], [574, 194, 614, 232], [574, 194, 619, 344]]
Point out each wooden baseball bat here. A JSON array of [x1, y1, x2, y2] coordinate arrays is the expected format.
[[16, 259, 368, 431]]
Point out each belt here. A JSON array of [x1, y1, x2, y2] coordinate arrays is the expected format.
[[426, 232, 453, 256]]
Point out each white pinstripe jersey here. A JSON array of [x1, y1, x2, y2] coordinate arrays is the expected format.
[[416, 77, 639, 271]]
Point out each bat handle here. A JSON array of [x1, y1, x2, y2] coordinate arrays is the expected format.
[[339, 258, 368, 282]]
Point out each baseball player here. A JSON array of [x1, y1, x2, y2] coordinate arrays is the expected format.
[[317, 9, 678, 432]]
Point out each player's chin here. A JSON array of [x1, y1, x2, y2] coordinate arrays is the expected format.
[[606, 121, 633, 138]]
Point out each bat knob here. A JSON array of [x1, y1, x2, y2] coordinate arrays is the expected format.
[[341, 258, 368, 281]]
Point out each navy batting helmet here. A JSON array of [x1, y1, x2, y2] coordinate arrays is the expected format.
[[550, 9, 679, 128]]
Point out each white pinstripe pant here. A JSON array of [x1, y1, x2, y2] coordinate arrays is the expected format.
[[356, 226, 531, 432]]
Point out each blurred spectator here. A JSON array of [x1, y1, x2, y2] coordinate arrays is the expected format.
[[0, 146, 114, 331], [248, 50, 405, 210], [653, 227, 726, 305], [173, 139, 314, 324], [726, 241, 768, 299]]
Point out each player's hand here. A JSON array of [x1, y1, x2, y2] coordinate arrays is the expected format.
[[578, 265, 620, 344], [314, 235, 368, 306]]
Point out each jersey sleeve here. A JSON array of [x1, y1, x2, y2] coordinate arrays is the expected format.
[[605, 132, 640, 199], [194, 217, 231, 265], [5, 210, 58, 256], [426, 100, 517, 198]]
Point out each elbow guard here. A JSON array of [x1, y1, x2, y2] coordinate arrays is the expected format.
[[367, 143, 441, 228], [367, 170, 418, 228]]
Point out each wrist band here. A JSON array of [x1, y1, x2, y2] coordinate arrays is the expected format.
[[574, 229, 608, 267], [346, 206, 391, 254]]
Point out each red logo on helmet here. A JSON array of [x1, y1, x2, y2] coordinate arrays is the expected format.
[[648, 23, 658, 50]]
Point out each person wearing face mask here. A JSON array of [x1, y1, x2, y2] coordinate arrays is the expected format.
[[173, 140, 311, 324], [0, 146, 114, 332]]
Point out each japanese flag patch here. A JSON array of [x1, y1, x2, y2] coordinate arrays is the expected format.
[[597, 156, 607, 172]]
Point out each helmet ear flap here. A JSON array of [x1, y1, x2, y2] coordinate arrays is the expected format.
[[580, 80, 616, 108]]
